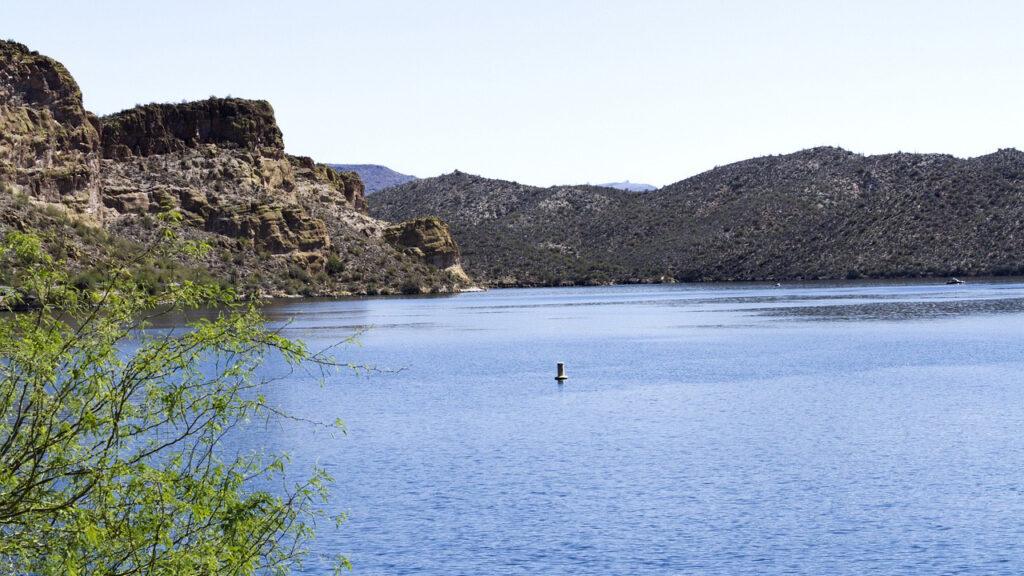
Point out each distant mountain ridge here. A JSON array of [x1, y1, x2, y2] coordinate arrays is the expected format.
[[328, 164, 417, 194], [370, 147, 1024, 286], [598, 181, 657, 192]]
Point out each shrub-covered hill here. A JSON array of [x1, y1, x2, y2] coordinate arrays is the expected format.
[[370, 148, 1024, 286]]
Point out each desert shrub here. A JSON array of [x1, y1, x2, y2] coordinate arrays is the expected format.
[[326, 254, 345, 275]]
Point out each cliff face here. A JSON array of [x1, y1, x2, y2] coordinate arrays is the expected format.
[[0, 41, 101, 214], [292, 155, 367, 213], [99, 147, 335, 257], [384, 216, 470, 283], [100, 98, 284, 159], [0, 40, 470, 296], [371, 149, 1024, 286]]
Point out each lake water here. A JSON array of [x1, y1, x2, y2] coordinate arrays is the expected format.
[[238, 281, 1024, 575]]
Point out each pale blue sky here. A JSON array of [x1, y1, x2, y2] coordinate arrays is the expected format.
[[5, 1, 1023, 186]]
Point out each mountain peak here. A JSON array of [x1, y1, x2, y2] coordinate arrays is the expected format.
[[328, 163, 417, 194], [598, 181, 657, 192]]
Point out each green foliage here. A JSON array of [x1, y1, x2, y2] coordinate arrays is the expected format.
[[0, 228, 348, 574], [286, 264, 310, 283], [399, 279, 422, 295], [325, 255, 345, 276]]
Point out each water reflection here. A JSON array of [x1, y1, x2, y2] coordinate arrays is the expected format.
[[752, 296, 1024, 321]]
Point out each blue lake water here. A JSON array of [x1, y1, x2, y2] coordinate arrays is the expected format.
[[236, 281, 1024, 574]]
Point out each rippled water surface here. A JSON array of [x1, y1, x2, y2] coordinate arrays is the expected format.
[[232, 281, 1024, 574]]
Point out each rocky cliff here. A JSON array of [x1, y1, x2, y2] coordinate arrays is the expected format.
[[0, 41, 101, 214], [100, 98, 285, 159], [384, 217, 470, 283], [0, 40, 471, 296], [371, 149, 1024, 285]]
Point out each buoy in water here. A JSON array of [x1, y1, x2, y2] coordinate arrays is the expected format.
[[555, 362, 568, 382]]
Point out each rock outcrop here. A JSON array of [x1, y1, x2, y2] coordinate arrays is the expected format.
[[98, 141, 342, 261], [0, 41, 101, 214], [0, 39, 471, 296], [100, 98, 284, 159], [291, 155, 367, 212], [384, 216, 470, 282]]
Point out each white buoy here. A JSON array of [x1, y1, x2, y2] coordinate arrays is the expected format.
[[555, 362, 568, 381]]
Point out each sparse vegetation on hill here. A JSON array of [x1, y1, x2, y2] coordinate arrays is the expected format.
[[371, 148, 1024, 285]]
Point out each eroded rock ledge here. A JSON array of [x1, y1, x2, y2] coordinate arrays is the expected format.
[[100, 98, 284, 159], [384, 216, 471, 283]]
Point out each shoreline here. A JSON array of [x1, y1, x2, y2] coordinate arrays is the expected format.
[[7, 273, 1021, 311], [471, 272, 1024, 291], [256, 274, 1024, 305]]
